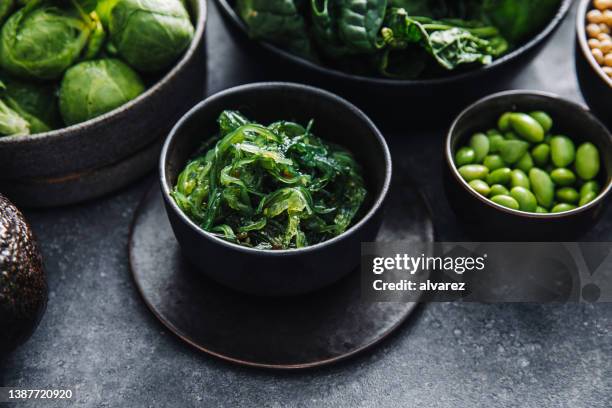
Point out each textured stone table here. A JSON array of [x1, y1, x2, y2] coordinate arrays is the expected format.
[[1, 2, 610, 407]]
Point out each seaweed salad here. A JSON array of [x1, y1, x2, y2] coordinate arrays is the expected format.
[[236, 0, 561, 78], [172, 111, 367, 250]]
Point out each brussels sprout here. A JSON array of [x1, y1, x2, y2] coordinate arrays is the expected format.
[[0, 81, 30, 136], [107, 0, 194, 72], [59, 58, 145, 125], [0, 0, 105, 80], [0, 74, 61, 133], [0, 0, 14, 25]]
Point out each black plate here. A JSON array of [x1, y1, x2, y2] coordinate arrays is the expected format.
[[214, 0, 572, 125], [129, 180, 433, 369]]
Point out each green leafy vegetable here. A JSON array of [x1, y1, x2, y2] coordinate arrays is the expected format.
[[58, 58, 144, 125], [172, 111, 367, 250], [236, 0, 560, 78], [238, 0, 314, 59], [0, 0, 105, 80], [106, 0, 195, 72], [0, 0, 14, 25]]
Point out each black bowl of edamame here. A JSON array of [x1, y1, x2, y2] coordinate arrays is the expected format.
[[444, 90, 612, 241]]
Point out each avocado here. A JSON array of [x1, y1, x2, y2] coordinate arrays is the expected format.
[[0, 194, 47, 355]]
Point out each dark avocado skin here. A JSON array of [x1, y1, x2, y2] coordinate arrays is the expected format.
[[0, 194, 47, 355]]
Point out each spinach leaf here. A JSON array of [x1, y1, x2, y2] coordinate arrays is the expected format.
[[237, 0, 314, 59], [172, 111, 367, 250], [338, 0, 387, 52], [475, 0, 561, 43], [311, 0, 351, 57]]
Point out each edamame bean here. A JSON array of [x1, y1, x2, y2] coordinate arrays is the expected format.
[[536, 206, 548, 213], [458, 165, 489, 182], [511, 169, 530, 189], [515, 153, 534, 173], [575, 142, 600, 180], [550, 136, 575, 167], [510, 187, 538, 212], [470, 133, 490, 163], [488, 134, 505, 153], [550, 168, 577, 186], [498, 112, 513, 132], [556, 187, 580, 204], [469, 180, 491, 196], [580, 181, 601, 198], [483, 155, 505, 171], [455, 147, 476, 166], [529, 168, 555, 208], [499, 140, 529, 164], [579, 191, 598, 206], [504, 132, 519, 140], [531, 144, 550, 167], [487, 168, 512, 185], [510, 113, 545, 143], [491, 195, 520, 210], [529, 111, 553, 133], [551, 203, 576, 213], [490, 184, 510, 197]]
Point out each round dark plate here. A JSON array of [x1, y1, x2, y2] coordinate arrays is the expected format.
[[129, 180, 434, 369]]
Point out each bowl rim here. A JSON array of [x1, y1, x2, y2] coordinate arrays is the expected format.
[[216, 0, 571, 86], [0, 0, 208, 145], [576, 0, 612, 88], [160, 82, 393, 257], [446, 89, 612, 219]]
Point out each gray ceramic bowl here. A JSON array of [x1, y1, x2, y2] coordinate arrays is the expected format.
[[575, 0, 612, 129], [0, 0, 207, 207], [444, 90, 612, 241], [160, 82, 392, 296]]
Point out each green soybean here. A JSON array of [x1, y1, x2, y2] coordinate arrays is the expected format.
[[575, 142, 600, 180], [490, 184, 510, 197], [580, 181, 601, 198], [531, 144, 550, 167], [551, 203, 576, 213], [499, 140, 529, 164], [579, 191, 598, 206], [498, 112, 513, 132], [487, 167, 512, 185], [536, 206, 548, 213], [455, 147, 475, 166], [469, 180, 491, 196], [510, 187, 538, 212], [488, 134, 505, 153], [459, 165, 488, 182], [510, 113, 545, 143], [470, 133, 490, 163], [550, 136, 575, 168], [504, 131, 519, 140], [515, 153, 534, 173], [556, 187, 580, 204], [483, 155, 505, 171], [529, 168, 555, 208], [491, 194, 520, 210], [529, 111, 553, 133], [550, 168, 576, 186], [511, 169, 530, 189]]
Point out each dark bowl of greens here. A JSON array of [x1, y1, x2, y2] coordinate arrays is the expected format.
[[160, 82, 392, 296], [0, 0, 207, 207], [215, 0, 571, 124], [444, 90, 612, 241], [575, 0, 612, 130]]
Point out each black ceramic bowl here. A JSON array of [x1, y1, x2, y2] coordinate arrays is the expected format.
[[160, 82, 392, 296], [215, 0, 571, 125], [0, 0, 207, 207], [444, 90, 612, 241], [575, 0, 612, 129]]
